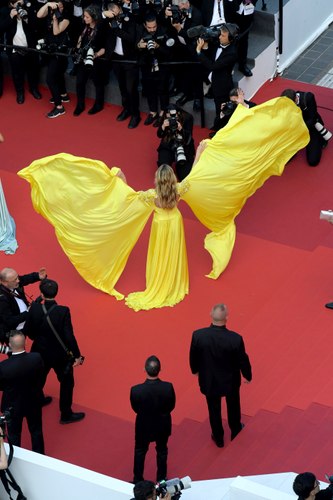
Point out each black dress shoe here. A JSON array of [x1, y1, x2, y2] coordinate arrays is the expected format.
[[128, 115, 141, 129], [231, 422, 245, 440], [211, 434, 224, 448], [42, 396, 53, 407], [144, 113, 157, 126], [117, 109, 131, 121], [88, 104, 103, 115], [16, 91, 24, 104], [60, 412, 85, 424], [30, 88, 42, 100], [325, 302, 333, 309], [73, 105, 85, 116], [193, 99, 201, 112], [239, 65, 253, 77]]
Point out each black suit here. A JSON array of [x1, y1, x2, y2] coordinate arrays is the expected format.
[[0, 272, 41, 342], [200, 0, 239, 26], [23, 300, 81, 418], [234, 0, 258, 68], [106, 15, 140, 118], [0, 351, 44, 453], [197, 42, 237, 120], [130, 378, 176, 483], [190, 324, 252, 441]]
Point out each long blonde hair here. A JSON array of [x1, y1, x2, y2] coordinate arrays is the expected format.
[[155, 164, 178, 209]]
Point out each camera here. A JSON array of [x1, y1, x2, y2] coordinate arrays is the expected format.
[[221, 101, 237, 117], [84, 47, 94, 66], [187, 24, 221, 41], [169, 5, 187, 24], [0, 344, 11, 355], [36, 38, 69, 53], [315, 121, 332, 142], [0, 409, 12, 432], [15, 0, 31, 19], [320, 210, 333, 222], [109, 11, 126, 28], [156, 476, 191, 499], [48, 4, 62, 19]]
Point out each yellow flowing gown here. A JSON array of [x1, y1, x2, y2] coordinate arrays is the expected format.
[[18, 97, 309, 311]]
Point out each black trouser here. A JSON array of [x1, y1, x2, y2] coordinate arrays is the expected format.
[[113, 59, 140, 117], [41, 359, 74, 417], [46, 55, 68, 107], [133, 435, 169, 483], [75, 59, 108, 109], [235, 13, 254, 68], [141, 67, 170, 113], [157, 142, 195, 181], [7, 405, 44, 454], [206, 390, 242, 441], [8, 50, 40, 94], [306, 127, 323, 166]]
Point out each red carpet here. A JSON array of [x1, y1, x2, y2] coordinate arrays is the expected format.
[[1, 75, 333, 482]]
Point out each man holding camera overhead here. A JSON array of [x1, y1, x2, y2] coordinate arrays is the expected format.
[[195, 22, 238, 129]]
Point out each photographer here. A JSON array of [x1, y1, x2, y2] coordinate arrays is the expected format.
[[157, 103, 194, 180], [1, 0, 41, 103], [103, 2, 141, 128], [37, 0, 72, 118], [132, 480, 171, 500], [23, 279, 85, 425], [137, 12, 174, 127], [165, 0, 203, 111], [72, 4, 108, 116], [0, 266, 47, 342], [211, 86, 256, 135], [196, 23, 238, 129], [281, 88, 332, 167], [293, 472, 333, 499]]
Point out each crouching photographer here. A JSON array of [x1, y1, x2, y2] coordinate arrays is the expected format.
[[293, 472, 333, 499], [132, 477, 191, 500], [157, 104, 195, 180]]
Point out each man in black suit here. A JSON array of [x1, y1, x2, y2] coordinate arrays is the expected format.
[[104, 2, 141, 129], [281, 88, 332, 167], [0, 266, 47, 342], [130, 355, 176, 484], [23, 279, 85, 425], [0, 330, 44, 453], [190, 303, 252, 447], [196, 23, 238, 128]]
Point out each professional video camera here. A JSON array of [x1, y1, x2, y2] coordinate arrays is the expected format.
[[15, 0, 31, 19], [187, 23, 222, 42], [156, 476, 191, 499], [142, 33, 174, 53]]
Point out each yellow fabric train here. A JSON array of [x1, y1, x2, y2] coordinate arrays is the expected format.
[[18, 97, 309, 311]]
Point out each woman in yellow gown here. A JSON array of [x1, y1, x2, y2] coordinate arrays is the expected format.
[[18, 97, 309, 311]]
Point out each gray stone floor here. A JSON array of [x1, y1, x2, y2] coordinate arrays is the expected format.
[[283, 22, 333, 88]]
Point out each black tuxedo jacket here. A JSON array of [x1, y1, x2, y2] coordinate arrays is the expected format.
[[0, 351, 44, 413], [130, 379, 176, 442], [190, 324, 252, 397], [197, 42, 237, 99], [201, 0, 239, 26], [23, 300, 80, 364], [0, 272, 40, 340]]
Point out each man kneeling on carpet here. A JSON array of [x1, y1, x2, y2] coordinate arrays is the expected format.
[[23, 279, 85, 425], [293, 472, 333, 499]]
